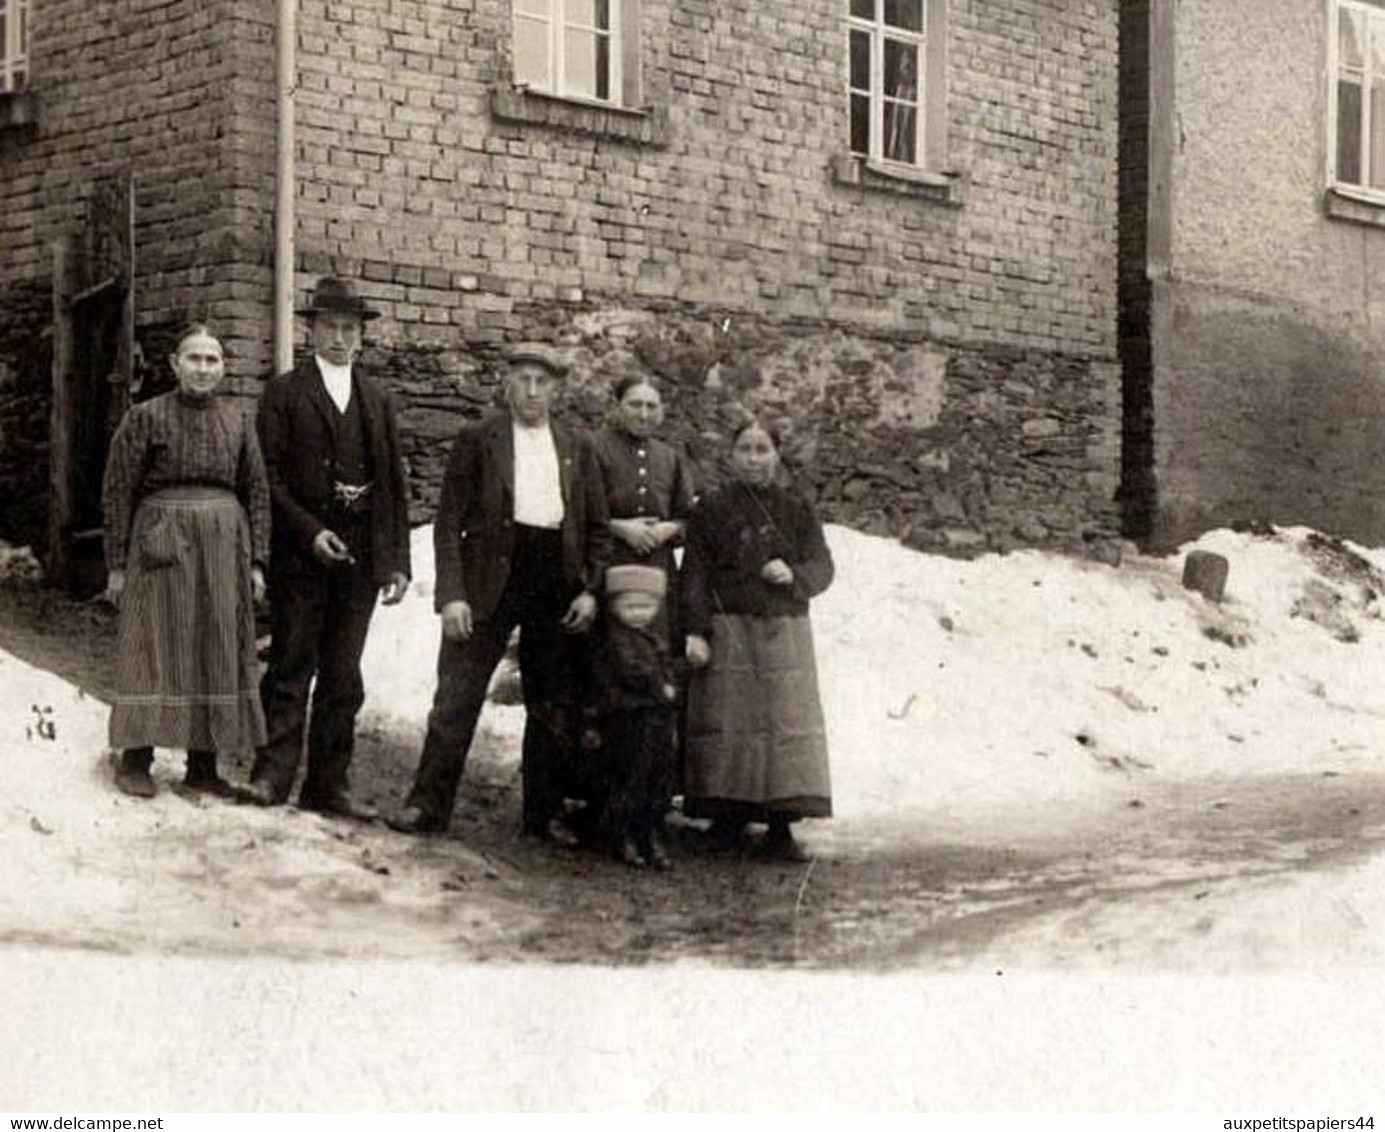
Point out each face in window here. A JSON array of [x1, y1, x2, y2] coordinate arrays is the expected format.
[[171, 329, 226, 400], [730, 423, 780, 487], [616, 380, 664, 440], [311, 312, 364, 367]]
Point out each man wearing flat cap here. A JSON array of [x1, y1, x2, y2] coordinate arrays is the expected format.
[[242, 276, 411, 818], [390, 343, 611, 842]]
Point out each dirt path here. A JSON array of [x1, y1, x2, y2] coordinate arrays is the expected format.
[[3, 582, 1385, 971]]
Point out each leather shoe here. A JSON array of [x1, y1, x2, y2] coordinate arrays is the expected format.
[[114, 763, 157, 799], [234, 778, 284, 807], [387, 804, 444, 835], [544, 815, 581, 849], [300, 792, 379, 822]]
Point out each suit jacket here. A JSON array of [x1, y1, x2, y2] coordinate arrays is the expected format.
[[257, 357, 412, 585], [433, 411, 611, 619]]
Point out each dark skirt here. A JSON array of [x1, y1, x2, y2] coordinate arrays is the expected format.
[[684, 613, 831, 822], [108, 487, 267, 751]]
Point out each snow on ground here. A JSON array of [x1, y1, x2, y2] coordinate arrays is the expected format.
[[361, 522, 1385, 828], [5, 521, 1385, 968]]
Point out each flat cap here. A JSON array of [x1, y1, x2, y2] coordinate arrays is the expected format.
[[505, 342, 569, 378]]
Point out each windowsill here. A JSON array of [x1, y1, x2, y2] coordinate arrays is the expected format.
[[0, 91, 38, 131], [1325, 183, 1385, 228], [831, 152, 965, 206], [489, 85, 670, 147]]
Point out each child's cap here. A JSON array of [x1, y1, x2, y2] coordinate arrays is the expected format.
[[605, 564, 667, 598]]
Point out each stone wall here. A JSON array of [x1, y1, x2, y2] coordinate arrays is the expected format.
[[371, 302, 1120, 554]]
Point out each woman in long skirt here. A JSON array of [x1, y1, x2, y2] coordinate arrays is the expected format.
[[102, 324, 270, 798], [680, 419, 834, 861]]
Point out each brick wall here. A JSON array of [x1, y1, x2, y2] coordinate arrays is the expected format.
[[271, 0, 1122, 551], [0, 0, 254, 550], [1, 0, 1123, 557]]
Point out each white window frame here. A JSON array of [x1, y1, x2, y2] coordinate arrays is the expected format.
[[846, 0, 947, 171], [1326, 0, 1385, 201], [1, 0, 29, 94], [512, 0, 639, 109]]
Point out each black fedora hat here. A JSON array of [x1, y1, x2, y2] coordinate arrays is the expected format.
[[297, 276, 381, 321]]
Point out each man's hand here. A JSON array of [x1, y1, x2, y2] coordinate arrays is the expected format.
[[611, 517, 660, 556], [103, 568, 126, 609], [441, 600, 474, 641], [312, 529, 354, 565], [685, 634, 711, 669], [760, 558, 795, 586], [381, 571, 409, 605], [560, 591, 598, 633], [251, 566, 266, 604]]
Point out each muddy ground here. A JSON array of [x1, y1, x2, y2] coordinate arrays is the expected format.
[[3, 581, 1385, 971]]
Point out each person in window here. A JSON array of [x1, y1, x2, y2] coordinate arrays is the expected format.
[[102, 324, 270, 799], [680, 419, 835, 862]]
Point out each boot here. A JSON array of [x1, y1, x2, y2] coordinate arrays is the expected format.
[[184, 750, 235, 799], [647, 827, 673, 872], [759, 818, 809, 863], [114, 748, 156, 799]]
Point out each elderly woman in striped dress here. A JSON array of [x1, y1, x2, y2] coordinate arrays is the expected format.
[[102, 324, 270, 798]]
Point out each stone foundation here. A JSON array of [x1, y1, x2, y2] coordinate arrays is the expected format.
[[373, 303, 1120, 555]]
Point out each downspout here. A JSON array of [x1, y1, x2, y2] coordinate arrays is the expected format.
[[273, 0, 296, 374]]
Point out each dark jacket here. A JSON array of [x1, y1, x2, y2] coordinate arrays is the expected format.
[[680, 481, 834, 636], [432, 411, 611, 619], [587, 620, 682, 716], [256, 357, 412, 585]]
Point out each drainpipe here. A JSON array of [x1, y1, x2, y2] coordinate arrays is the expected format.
[[273, 0, 296, 375]]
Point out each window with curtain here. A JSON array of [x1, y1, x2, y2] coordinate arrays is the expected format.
[[848, 0, 928, 166], [1, 0, 29, 94], [513, 0, 632, 106]]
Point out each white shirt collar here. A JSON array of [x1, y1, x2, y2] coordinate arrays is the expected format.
[[315, 356, 352, 413]]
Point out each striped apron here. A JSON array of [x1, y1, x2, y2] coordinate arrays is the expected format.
[[108, 486, 266, 751]]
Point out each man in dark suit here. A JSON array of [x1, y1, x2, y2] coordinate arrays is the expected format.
[[389, 343, 610, 841], [240, 276, 412, 818]]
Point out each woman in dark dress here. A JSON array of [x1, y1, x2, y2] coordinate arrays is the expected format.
[[680, 420, 835, 862], [591, 375, 697, 633], [102, 324, 270, 798]]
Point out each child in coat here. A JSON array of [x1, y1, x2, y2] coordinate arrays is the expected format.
[[585, 564, 681, 869]]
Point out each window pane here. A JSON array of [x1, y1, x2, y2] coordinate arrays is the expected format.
[[1371, 84, 1385, 187], [849, 29, 870, 91], [12, 67, 23, 91], [883, 101, 917, 163], [1, 13, 7, 56], [850, 94, 871, 155], [1339, 79, 1364, 183], [564, 26, 609, 99], [1341, 7, 1365, 71], [850, 0, 875, 20], [884, 38, 918, 101], [514, 15, 550, 86], [565, 0, 610, 30], [515, 0, 551, 16], [1373, 13, 1385, 76], [884, 0, 923, 33]]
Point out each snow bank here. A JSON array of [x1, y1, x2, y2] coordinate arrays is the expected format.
[[354, 523, 1385, 826]]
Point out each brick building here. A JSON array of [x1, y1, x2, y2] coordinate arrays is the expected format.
[[1121, 0, 1385, 549], [0, 0, 1121, 576]]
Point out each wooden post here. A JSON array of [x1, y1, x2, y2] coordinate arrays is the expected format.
[[48, 239, 74, 589]]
